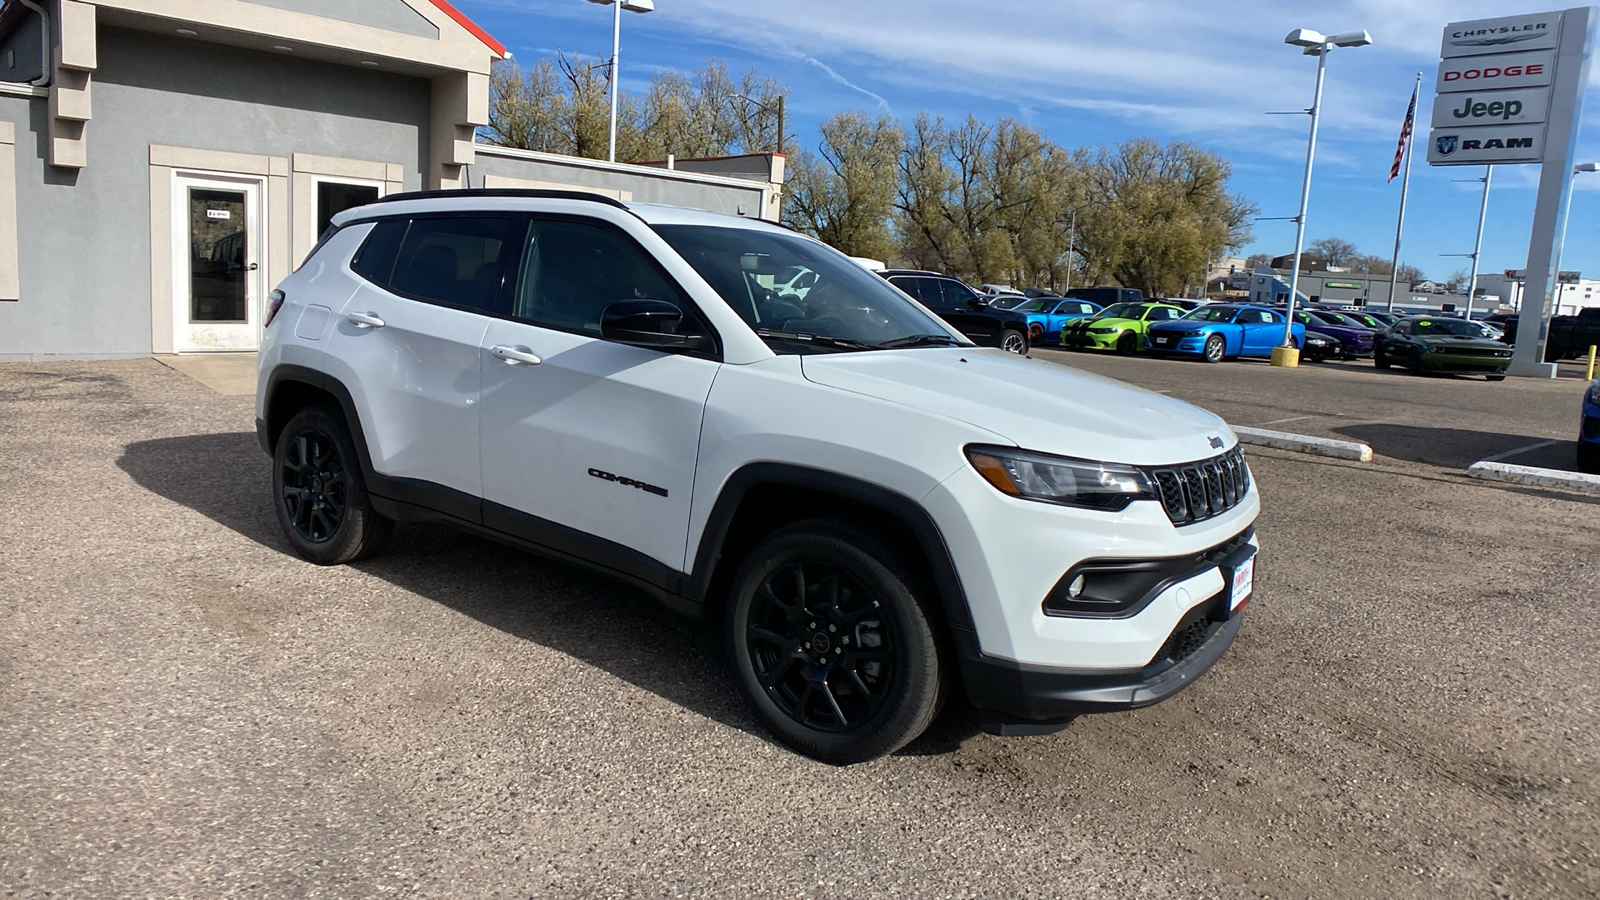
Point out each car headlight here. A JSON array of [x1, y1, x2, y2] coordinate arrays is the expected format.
[[965, 446, 1154, 511], [1088, 326, 1119, 334]]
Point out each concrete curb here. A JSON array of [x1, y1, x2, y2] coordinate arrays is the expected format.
[[1466, 461, 1600, 495], [1232, 426, 1373, 462]]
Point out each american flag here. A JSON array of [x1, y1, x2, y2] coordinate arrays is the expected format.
[[1389, 82, 1418, 183]]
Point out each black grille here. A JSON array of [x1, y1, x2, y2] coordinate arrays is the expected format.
[[1143, 446, 1249, 527], [1156, 616, 1215, 666]]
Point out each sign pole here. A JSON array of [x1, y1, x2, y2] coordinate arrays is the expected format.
[[1387, 72, 1421, 314], [1510, 6, 1597, 377]]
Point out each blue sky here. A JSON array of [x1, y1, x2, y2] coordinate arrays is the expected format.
[[454, 0, 1600, 282]]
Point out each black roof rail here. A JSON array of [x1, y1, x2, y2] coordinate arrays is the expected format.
[[368, 188, 633, 211]]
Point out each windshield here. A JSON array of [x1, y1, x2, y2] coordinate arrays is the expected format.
[[652, 224, 963, 354], [1317, 311, 1368, 328], [1411, 317, 1488, 337], [1186, 306, 1238, 323], [1096, 302, 1139, 319]]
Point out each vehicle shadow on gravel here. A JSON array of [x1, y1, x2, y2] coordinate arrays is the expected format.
[[116, 432, 984, 760], [1333, 423, 1579, 470]]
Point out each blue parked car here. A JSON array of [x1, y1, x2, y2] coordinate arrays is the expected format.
[[1580, 377, 1600, 474], [1010, 297, 1101, 342], [1146, 304, 1305, 363]]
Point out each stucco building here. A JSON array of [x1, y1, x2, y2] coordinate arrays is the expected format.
[[0, 0, 783, 360]]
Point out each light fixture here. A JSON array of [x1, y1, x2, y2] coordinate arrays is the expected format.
[[273, 45, 294, 53], [1283, 28, 1326, 48], [176, 28, 198, 36], [360, 60, 379, 66]]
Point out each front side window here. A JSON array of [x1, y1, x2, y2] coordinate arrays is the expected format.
[[514, 219, 701, 338], [654, 225, 963, 354], [939, 279, 979, 306]]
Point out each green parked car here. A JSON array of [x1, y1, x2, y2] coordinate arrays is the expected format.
[[1373, 316, 1513, 380], [1058, 302, 1187, 354]]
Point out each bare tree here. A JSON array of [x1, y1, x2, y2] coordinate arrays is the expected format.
[[1309, 237, 1359, 267]]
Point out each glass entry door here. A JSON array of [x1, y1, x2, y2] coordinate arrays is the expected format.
[[174, 174, 264, 351]]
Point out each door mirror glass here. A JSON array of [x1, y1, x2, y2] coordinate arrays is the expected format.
[[600, 299, 704, 349]]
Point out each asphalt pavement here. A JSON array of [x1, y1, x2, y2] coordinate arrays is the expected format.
[[1, 356, 1596, 899]]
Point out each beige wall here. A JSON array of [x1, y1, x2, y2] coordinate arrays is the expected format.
[[0, 121, 16, 300], [291, 153, 404, 266]]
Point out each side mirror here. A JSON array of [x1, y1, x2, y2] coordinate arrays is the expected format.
[[600, 299, 704, 350]]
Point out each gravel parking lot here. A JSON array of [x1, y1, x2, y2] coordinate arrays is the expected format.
[[2, 356, 1596, 899]]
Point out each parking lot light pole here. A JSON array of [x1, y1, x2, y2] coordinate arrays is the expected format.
[[1276, 28, 1372, 364], [584, 0, 655, 163]]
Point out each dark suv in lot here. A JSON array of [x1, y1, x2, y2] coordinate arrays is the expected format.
[[879, 269, 1032, 353]]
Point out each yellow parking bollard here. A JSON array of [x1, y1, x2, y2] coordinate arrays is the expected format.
[[1587, 344, 1597, 381], [1270, 346, 1300, 368]]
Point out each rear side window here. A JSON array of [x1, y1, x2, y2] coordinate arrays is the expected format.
[[888, 276, 927, 304], [350, 219, 405, 283], [352, 216, 525, 315]]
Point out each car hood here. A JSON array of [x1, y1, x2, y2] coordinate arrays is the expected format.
[[1307, 323, 1373, 340], [1069, 317, 1137, 330], [799, 348, 1233, 465], [1414, 335, 1507, 351], [1146, 319, 1212, 332]]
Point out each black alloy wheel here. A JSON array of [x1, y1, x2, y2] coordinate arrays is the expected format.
[[272, 404, 392, 565], [281, 428, 346, 543], [1116, 331, 1137, 355], [726, 519, 943, 764], [1202, 334, 1225, 363]]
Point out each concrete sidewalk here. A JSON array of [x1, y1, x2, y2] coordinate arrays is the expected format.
[[156, 352, 257, 396]]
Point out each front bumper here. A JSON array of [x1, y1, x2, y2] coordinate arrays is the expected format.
[[1059, 330, 1121, 350], [1418, 351, 1511, 375], [1148, 333, 1204, 354]]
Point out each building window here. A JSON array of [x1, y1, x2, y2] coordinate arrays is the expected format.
[[316, 180, 382, 239]]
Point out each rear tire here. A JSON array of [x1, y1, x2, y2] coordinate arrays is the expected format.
[[725, 518, 945, 764], [1000, 328, 1028, 355], [272, 404, 392, 565], [1202, 334, 1225, 363], [1487, 375, 1506, 382]]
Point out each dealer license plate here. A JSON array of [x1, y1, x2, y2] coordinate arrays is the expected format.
[[1230, 556, 1255, 610], [1155, 337, 1172, 345]]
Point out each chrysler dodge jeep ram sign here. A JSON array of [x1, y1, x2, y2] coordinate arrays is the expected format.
[[1428, 11, 1573, 167]]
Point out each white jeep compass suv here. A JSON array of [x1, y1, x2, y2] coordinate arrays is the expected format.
[[255, 190, 1259, 763]]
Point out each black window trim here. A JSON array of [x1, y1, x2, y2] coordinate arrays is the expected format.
[[347, 211, 724, 363]]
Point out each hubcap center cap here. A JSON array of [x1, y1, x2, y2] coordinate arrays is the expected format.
[[809, 632, 831, 654], [311, 476, 325, 493]]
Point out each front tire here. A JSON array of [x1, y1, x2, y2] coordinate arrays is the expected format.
[[1116, 331, 1137, 355], [1202, 334, 1225, 363], [725, 518, 944, 764], [272, 404, 392, 565], [1000, 328, 1028, 355], [1374, 347, 1390, 369], [1579, 441, 1600, 475]]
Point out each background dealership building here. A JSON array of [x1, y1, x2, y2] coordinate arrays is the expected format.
[[0, 0, 784, 361]]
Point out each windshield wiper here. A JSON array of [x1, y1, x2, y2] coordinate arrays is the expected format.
[[755, 329, 879, 352], [876, 333, 969, 349]]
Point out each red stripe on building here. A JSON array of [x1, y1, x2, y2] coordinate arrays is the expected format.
[[428, 0, 509, 59]]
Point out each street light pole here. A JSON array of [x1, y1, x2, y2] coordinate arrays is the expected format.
[[1464, 165, 1493, 322], [1064, 207, 1077, 294], [608, 0, 620, 162], [1276, 28, 1372, 362], [1281, 45, 1327, 350], [585, 0, 655, 163]]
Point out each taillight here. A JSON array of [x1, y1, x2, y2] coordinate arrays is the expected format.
[[265, 289, 286, 327]]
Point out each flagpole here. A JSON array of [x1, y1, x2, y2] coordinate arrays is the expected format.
[[1386, 72, 1422, 314]]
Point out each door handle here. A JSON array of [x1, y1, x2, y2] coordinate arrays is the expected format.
[[490, 344, 542, 366], [346, 311, 386, 329]]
